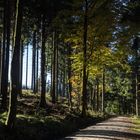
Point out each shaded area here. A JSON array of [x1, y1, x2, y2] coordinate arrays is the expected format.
[[75, 129, 140, 139], [64, 117, 140, 140], [0, 92, 107, 140]]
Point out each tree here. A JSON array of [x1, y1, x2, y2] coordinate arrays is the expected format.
[[6, 0, 23, 129], [132, 37, 140, 116], [26, 44, 29, 89], [68, 45, 72, 107], [0, 0, 11, 110], [51, 31, 56, 103], [32, 30, 37, 93], [19, 40, 23, 95], [81, 0, 88, 117], [39, 13, 47, 107]]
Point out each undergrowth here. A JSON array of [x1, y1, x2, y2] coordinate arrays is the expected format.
[[0, 91, 106, 140]]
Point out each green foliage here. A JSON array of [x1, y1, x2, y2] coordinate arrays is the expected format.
[[132, 117, 140, 132], [105, 100, 119, 115], [0, 112, 7, 124]]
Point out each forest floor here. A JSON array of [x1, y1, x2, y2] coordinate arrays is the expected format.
[[0, 91, 140, 140], [0, 90, 107, 140], [63, 116, 140, 140]]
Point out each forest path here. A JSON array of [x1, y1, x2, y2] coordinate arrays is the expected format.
[[63, 116, 140, 140]]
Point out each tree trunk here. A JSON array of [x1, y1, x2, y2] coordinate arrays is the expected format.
[[51, 46, 53, 96], [81, 0, 88, 117], [26, 44, 28, 89], [32, 30, 36, 93], [96, 78, 99, 112], [60, 70, 63, 97], [0, 40, 2, 94], [5, 0, 11, 96], [19, 41, 23, 96], [1, 0, 8, 110], [68, 46, 72, 108], [51, 31, 56, 104], [55, 40, 59, 101], [63, 56, 66, 97], [133, 37, 139, 116], [93, 87, 96, 111], [40, 14, 46, 107], [6, 0, 23, 129], [102, 68, 105, 113], [35, 44, 39, 93], [90, 87, 93, 109], [135, 73, 138, 116]]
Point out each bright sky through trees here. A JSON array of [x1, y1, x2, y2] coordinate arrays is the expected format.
[[22, 45, 33, 87]]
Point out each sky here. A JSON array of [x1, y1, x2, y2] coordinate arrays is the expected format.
[[9, 45, 40, 88], [8, 45, 51, 88], [22, 45, 34, 87]]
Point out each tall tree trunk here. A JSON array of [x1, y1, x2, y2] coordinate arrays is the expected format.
[[51, 46, 53, 96], [35, 44, 39, 93], [68, 46, 72, 108], [19, 41, 23, 96], [82, 0, 88, 117], [0, 40, 2, 93], [26, 44, 28, 89], [96, 79, 99, 112], [5, 0, 11, 94], [102, 68, 105, 113], [133, 37, 139, 116], [92, 87, 96, 111], [60, 70, 63, 97], [55, 40, 58, 101], [32, 30, 36, 93], [40, 14, 46, 107], [52, 31, 56, 104], [4, 0, 11, 104], [1, 0, 7, 110], [6, 0, 23, 129], [63, 56, 66, 97], [135, 73, 138, 116], [45, 42, 49, 93], [90, 87, 93, 109], [1, 0, 11, 110]]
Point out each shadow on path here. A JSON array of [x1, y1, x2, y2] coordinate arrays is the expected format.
[[63, 116, 140, 140]]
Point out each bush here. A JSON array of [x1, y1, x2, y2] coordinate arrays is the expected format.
[[105, 100, 119, 115]]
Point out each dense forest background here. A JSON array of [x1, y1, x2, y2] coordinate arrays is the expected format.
[[0, 0, 140, 139]]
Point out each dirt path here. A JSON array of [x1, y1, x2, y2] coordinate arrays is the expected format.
[[63, 116, 140, 140]]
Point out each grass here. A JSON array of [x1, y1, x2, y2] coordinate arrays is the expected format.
[[0, 91, 107, 140], [132, 116, 140, 132]]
